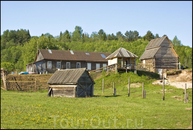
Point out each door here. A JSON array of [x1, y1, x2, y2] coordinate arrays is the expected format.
[[158, 69, 162, 78], [143, 60, 145, 68]]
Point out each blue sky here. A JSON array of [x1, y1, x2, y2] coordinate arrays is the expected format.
[[1, 1, 192, 47]]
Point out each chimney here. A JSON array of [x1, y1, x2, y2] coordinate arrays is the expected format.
[[68, 49, 70, 51], [46, 47, 48, 50]]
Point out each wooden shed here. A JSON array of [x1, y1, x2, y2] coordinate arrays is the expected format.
[[47, 68, 95, 97], [139, 36, 179, 77], [106, 47, 138, 72]]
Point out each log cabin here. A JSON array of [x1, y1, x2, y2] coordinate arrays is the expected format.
[[139, 36, 179, 76], [26, 49, 111, 74], [47, 68, 94, 97]]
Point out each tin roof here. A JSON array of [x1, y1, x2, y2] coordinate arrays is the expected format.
[[106, 47, 138, 59], [35, 49, 111, 62], [47, 68, 94, 85]]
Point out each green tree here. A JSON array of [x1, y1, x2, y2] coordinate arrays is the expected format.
[[1, 62, 15, 72], [143, 30, 154, 41], [72, 26, 83, 41]]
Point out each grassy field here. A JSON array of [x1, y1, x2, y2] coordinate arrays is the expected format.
[[1, 71, 192, 129]]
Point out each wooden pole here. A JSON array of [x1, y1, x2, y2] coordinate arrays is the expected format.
[[4, 71, 7, 90], [184, 83, 187, 103], [102, 78, 104, 93], [113, 82, 115, 96], [128, 77, 130, 97], [163, 69, 165, 100], [142, 82, 144, 98]]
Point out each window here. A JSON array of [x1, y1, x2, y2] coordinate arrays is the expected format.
[[96, 63, 100, 69], [56, 62, 61, 69], [85, 53, 90, 55], [48, 49, 52, 53], [101, 54, 106, 58], [103, 63, 107, 71], [76, 62, 81, 68], [47, 61, 52, 69], [70, 50, 74, 54], [87, 63, 91, 70], [66, 62, 70, 69]]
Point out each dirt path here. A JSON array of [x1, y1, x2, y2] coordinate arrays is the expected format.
[[153, 69, 192, 89]]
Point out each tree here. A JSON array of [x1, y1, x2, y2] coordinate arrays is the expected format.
[[155, 34, 159, 38], [1, 62, 15, 72], [72, 26, 83, 41], [102, 33, 107, 41], [133, 30, 139, 41], [143, 30, 154, 41], [98, 29, 104, 40]]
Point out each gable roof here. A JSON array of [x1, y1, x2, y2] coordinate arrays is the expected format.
[[35, 49, 111, 62], [106, 47, 138, 59], [139, 48, 160, 60], [139, 36, 178, 60], [47, 68, 94, 85]]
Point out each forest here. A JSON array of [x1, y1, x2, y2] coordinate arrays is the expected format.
[[1, 26, 192, 72]]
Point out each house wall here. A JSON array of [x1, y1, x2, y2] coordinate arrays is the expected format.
[[51, 86, 76, 97], [77, 71, 94, 97], [36, 52, 44, 62], [44, 60, 107, 73], [34, 60, 46, 74], [155, 47, 178, 69]]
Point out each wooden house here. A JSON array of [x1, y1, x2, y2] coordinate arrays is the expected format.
[[26, 49, 111, 74], [106, 47, 138, 72], [47, 68, 95, 97], [139, 36, 179, 75]]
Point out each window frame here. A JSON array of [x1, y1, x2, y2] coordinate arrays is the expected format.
[[76, 62, 81, 68], [56, 61, 61, 69], [66, 62, 71, 69], [47, 61, 52, 69]]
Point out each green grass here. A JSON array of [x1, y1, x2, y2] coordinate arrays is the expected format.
[[1, 71, 192, 129]]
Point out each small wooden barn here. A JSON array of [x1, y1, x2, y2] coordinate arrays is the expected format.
[[47, 68, 95, 97], [106, 47, 138, 71], [139, 36, 179, 76]]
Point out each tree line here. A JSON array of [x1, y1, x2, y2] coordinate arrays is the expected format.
[[1, 26, 192, 72]]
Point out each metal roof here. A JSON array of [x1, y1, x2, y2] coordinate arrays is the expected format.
[[47, 68, 94, 85], [106, 47, 138, 59]]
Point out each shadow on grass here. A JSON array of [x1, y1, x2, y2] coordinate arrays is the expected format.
[[93, 95, 121, 97]]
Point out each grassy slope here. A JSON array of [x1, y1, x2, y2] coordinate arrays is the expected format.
[[1, 71, 192, 129]]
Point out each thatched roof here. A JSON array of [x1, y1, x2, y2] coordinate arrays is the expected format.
[[35, 49, 111, 62], [47, 68, 94, 85], [106, 47, 138, 59]]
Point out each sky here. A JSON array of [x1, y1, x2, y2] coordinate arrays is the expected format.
[[1, 1, 192, 47]]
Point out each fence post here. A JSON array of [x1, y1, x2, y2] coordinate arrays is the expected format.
[[184, 83, 187, 103], [102, 78, 104, 93], [163, 69, 165, 100], [113, 82, 116, 96], [128, 77, 130, 97], [142, 82, 144, 98]]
